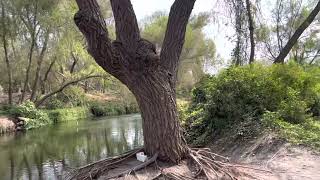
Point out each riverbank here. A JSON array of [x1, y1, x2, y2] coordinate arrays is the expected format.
[[0, 117, 15, 134], [0, 99, 139, 134]]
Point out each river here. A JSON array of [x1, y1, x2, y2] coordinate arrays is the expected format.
[[0, 114, 143, 180]]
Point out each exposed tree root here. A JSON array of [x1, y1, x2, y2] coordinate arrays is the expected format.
[[65, 147, 271, 180], [161, 148, 271, 180], [105, 152, 158, 179], [65, 148, 143, 180]]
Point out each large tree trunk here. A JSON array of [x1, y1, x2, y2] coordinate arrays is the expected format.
[[74, 0, 195, 163], [130, 73, 187, 162], [274, 0, 320, 63]]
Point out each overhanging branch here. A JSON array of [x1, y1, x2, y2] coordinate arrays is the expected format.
[[35, 75, 103, 107]]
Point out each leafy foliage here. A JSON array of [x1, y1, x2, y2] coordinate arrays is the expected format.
[[185, 63, 320, 145], [46, 107, 91, 123], [89, 101, 139, 117], [9, 101, 50, 129], [141, 12, 216, 93]]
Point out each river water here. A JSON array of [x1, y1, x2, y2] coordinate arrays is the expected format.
[[0, 114, 143, 180]]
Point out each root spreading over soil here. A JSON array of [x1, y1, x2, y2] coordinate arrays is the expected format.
[[65, 147, 270, 180]]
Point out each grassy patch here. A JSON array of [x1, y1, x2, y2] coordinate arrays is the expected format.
[[267, 118, 320, 149], [46, 107, 92, 123], [89, 101, 139, 117]]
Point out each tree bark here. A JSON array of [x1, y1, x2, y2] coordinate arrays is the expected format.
[[1, 0, 13, 105], [130, 72, 187, 162], [274, 0, 320, 63], [74, 0, 195, 163], [246, 0, 255, 64]]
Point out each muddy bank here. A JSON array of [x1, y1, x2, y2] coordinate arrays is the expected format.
[[0, 117, 16, 134]]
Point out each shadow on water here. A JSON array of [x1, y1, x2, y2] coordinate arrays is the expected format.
[[0, 114, 143, 180]]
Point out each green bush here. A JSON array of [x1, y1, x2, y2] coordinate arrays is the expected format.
[[46, 107, 91, 123], [45, 86, 89, 109], [89, 101, 139, 117], [185, 63, 320, 145], [9, 101, 50, 130], [44, 98, 65, 110]]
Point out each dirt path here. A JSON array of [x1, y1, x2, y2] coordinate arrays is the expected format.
[[210, 134, 320, 180]]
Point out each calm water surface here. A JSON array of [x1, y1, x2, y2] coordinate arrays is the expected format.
[[0, 114, 143, 180]]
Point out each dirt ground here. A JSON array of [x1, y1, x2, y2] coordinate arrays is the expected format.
[[96, 134, 320, 180], [209, 133, 320, 180], [0, 117, 15, 133]]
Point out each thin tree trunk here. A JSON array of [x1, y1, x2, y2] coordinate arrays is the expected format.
[[40, 58, 56, 94], [1, 0, 13, 105], [20, 2, 39, 103], [246, 0, 255, 64], [274, 0, 320, 63], [30, 30, 50, 101], [30, 30, 49, 101]]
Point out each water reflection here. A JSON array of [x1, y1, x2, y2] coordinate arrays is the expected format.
[[0, 114, 143, 180]]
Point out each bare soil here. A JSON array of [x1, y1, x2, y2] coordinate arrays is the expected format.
[[209, 133, 320, 180], [0, 117, 15, 133], [73, 133, 320, 180]]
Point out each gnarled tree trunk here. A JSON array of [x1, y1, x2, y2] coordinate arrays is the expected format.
[[129, 72, 187, 162], [74, 0, 195, 163]]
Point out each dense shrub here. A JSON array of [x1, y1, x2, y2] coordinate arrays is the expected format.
[[185, 63, 320, 145], [46, 107, 91, 122], [44, 86, 88, 109], [9, 101, 50, 130], [89, 101, 139, 117]]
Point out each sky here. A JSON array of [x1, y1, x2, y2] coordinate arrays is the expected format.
[[131, 0, 234, 60], [130, 0, 279, 62]]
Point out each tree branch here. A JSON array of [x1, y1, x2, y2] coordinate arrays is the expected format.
[[160, 0, 196, 75], [35, 75, 103, 107], [274, 0, 320, 63], [74, 0, 123, 80], [70, 52, 79, 74], [110, 0, 140, 50]]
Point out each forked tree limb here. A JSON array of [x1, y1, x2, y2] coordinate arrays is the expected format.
[[110, 0, 140, 50], [160, 0, 196, 76], [74, 0, 125, 82]]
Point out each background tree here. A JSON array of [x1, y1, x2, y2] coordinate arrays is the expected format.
[[141, 12, 216, 93], [274, 0, 320, 63], [256, 0, 320, 64]]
